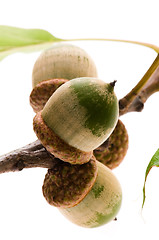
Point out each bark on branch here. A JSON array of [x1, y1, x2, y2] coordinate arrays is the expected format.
[[0, 140, 59, 174], [119, 54, 159, 115]]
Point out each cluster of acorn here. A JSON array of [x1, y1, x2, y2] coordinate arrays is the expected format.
[[29, 43, 128, 228]]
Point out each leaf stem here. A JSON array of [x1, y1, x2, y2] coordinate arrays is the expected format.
[[64, 38, 159, 53]]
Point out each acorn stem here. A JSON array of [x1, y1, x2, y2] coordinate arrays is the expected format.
[[109, 80, 117, 88], [119, 54, 159, 115]]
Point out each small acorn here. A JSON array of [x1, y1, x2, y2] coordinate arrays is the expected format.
[[33, 77, 119, 164], [94, 119, 129, 169], [42, 159, 122, 228], [30, 43, 98, 112]]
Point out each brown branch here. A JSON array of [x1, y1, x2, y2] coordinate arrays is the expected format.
[[121, 66, 159, 114], [0, 140, 59, 174], [119, 54, 159, 115]]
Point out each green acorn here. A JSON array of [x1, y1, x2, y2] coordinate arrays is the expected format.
[[33, 77, 119, 164], [30, 43, 98, 112], [94, 119, 129, 169], [31, 76, 127, 168], [42, 159, 122, 228], [59, 160, 122, 228]]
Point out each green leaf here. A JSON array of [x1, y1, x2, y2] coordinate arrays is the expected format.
[[142, 148, 159, 208], [1, 25, 159, 61], [0, 25, 62, 60]]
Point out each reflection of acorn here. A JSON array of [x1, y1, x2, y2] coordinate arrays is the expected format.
[[42, 159, 122, 228], [30, 43, 98, 112], [94, 120, 128, 169]]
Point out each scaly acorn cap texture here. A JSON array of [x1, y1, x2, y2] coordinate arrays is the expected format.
[[30, 78, 68, 112], [33, 111, 93, 164], [42, 157, 97, 208], [94, 119, 129, 169], [59, 160, 122, 228], [41, 77, 119, 153], [32, 43, 98, 88]]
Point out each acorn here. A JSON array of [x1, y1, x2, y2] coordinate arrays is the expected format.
[[31, 71, 127, 168], [94, 119, 129, 169], [48, 160, 122, 228], [33, 77, 119, 164], [30, 43, 98, 112]]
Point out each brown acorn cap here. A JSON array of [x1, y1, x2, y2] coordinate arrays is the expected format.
[[30, 78, 68, 113], [42, 156, 98, 208], [33, 111, 93, 164], [94, 119, 128, 169]]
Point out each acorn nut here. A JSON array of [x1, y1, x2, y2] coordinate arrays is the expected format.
[[59, 160, 122, 228], [33, 77, 119, 164], [42, 158, 122, 228], [30, 43, 98, 112]]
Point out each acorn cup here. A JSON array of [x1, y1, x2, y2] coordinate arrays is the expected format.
[[94, 119, 129, 169], [33, 77, 119, 164], [30, 78, 68, 113], [30, 43, 98, 112], [42, 156, 98, 208], [42, 159, 122, 228]]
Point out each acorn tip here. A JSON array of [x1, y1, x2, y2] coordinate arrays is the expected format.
[[109, 80, 117, 88]]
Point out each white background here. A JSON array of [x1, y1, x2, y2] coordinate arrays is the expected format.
[[0, 0, 159, 239]]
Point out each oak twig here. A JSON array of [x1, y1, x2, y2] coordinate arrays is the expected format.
[[0, 140, 59, 174], [119, 54, 159, 115]]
